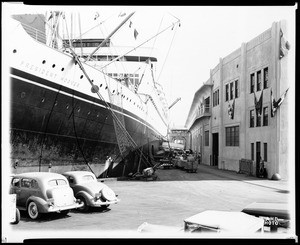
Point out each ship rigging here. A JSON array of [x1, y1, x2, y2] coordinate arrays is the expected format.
[[9, 9, 180, 177]]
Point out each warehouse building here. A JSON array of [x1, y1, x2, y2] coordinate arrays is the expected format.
[[185, 20, 293, 179]]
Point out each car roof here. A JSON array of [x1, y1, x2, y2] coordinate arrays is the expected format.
[[63, 171, 95, 177], [14, 172, 66, 181], [242, 202, 290, 219], [184, 210, 264, 233]]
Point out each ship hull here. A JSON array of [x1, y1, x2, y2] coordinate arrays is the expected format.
[[10, 67, 162, 176]]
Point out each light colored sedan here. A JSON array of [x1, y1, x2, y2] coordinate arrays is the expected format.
[[9, 172, 83, 220], [62, 171, 120, 212]]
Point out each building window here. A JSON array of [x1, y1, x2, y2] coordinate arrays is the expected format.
[[263, 107, 268, 126], [235, 80, 239, 98], [204, 131, 209, 146], [225, 126, 239, 146], [256, 113, 261, 127], [230, 82, 234, 100], [263, 67, 269, 89], [225, 84, 229, 101], [205, 97, 210, 112], [257, 70, 261, 91], [250, 73, 255, 93], [251, 143, 254, 161], [213, 89, 219, 107], [264, 143, 268, 162], [250, 110, 254, 128]]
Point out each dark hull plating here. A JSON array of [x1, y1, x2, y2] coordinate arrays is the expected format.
[[10, 68, 161, 177]]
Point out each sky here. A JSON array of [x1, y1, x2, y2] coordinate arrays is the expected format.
[[2, 3, 296, 128]]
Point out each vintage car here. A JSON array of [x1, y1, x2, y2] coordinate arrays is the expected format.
[[62, 171, 120, 212], [138, 210, 264, 234], [242, 202, 290, 232], [9, 172, 83, 220], [9, 194, 20, 224], [183, 210, 264, 233]]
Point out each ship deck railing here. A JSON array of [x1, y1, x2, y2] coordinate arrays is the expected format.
[[20, 22, 47, 44]]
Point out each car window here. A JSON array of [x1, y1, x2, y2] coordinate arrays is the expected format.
[[82, 175, 95, 182], [57, 179, 67, 185], [31, 179, 39, 189], [11, 178, 20, 187], [67, 176, 75, 184], [48, 179, 67, 186], [21, 178, 32, 188]]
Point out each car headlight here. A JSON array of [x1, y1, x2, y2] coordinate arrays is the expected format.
[[94, 192, 102, 201], [47, 198, 54, 206]]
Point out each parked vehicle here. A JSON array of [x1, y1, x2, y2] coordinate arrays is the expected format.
[[242, 202, 290, 232], [9, 172, 83, 220], [9, 194, 20, 224], [138, 210, 264, 234], [183, 210, 264, 233], [62, 171, 120, 212]]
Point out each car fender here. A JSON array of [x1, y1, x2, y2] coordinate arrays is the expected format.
[[26, 196, 48, 213], [76, 191, 93, 205]]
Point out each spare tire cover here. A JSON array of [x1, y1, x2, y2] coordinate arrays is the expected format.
[[101, 187, 116, 201]]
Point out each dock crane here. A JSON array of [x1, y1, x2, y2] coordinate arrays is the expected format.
[[168, 97, 181, 110]]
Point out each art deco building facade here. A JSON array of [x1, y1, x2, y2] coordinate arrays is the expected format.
[[185, 20, 293, 179]]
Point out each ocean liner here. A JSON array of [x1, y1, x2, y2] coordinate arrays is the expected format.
[[7, 11, 179, 177]]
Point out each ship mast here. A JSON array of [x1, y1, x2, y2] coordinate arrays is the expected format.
[[85, 12, 135, 62]]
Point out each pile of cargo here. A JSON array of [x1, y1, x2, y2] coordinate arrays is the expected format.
[[173, 151, 198, 173]]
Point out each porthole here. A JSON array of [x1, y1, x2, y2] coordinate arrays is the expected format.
[[13, 49, 17, 53], [105, 86, 108, 89], [77, 108, 81, 112], [66, 104, 69, 109], [41, 98, 45, 103], [117, 92, 120, 95], [96, 113, 99, 118], [42, 60, 46, 64], [61, 68, 64, 71], [87, 111, 90, 115], [21, 92, 26, 98], [100, 84, 102, 87], [134, 102, 135, 105], [54, 101, 58, 106], [126, 97, 128, 100], [112, 90, 115, 93], [129, 99, 131, 102], [52, 64, 56, 68], [80, 75, 83, 79]]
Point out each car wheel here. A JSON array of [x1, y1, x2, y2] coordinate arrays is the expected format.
[[27, 202, 40, 220], [11, 208, 20, 224], [60, 210, 70, 216], [77, 196, 89, 212]]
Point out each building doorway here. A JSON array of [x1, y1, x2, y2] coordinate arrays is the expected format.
[[256, 141, 261, 176], [212, 133, 219, 166]]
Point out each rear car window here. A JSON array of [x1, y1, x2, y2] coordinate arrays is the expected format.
[[82, 175, 95, 181], [48, 179, 67, 186]]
